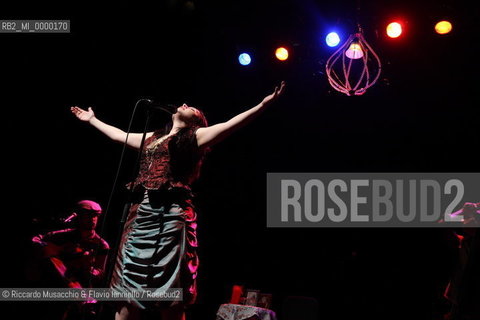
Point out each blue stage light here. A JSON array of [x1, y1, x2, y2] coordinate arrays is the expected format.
[[238, 53, 252, 66], [326, 32, 341, 47]]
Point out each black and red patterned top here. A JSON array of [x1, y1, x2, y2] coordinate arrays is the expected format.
[[130, 126, 204, 192]]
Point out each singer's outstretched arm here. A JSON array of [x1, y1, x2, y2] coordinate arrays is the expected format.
[[70, 106, 153, 150], [196, 81, 285, 148]]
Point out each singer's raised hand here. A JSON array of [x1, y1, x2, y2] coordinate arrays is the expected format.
[[70, 105, 152, 149], [71, 106, 95, 122], [261, 81, 286, 106]]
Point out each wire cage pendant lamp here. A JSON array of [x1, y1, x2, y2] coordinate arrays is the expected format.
[[325, 26, 382, 96]]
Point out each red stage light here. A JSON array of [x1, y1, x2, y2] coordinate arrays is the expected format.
[[386, 22, 403, 38]]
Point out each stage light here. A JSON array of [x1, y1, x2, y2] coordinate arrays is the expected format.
[[326, 32, 341, 47], [345, 42, 363, 59], [435, 21, 452, 35], [238, 53, 252, 66], [386, 22, 403, 38], [275, 47, 289, 61]]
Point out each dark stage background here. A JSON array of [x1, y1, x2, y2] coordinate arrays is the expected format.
[[1, 0, 479, 319]]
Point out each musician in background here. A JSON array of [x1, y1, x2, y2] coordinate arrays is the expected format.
[[32, 200, 110, 288], [31, 200, 110, 320]]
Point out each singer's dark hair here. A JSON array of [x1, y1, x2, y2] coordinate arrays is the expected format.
[[162, 108, 209, 183], [190, 109, 208, 128]]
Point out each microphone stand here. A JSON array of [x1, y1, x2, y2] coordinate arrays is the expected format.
[[104, 111, 152, 283], [95, 101, 157, 320]]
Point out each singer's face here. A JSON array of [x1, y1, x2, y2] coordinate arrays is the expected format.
[[177, 103, 201, 122]]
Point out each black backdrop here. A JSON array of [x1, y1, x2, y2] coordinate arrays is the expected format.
[[1, 0, 479, 319]]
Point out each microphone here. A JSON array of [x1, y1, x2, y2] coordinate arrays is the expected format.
[[62, 212, 78, 223], [143, 99, 178, 114]]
